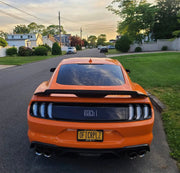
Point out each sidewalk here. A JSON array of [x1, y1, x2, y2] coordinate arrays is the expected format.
[[106, 50, 180, 58], [0, 65, 15, 70]]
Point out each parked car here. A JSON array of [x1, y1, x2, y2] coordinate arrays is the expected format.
[[66, 47, 77, 54], [108, 45, 115, 49], [100, 46, 108, 53], [27, 57, 154, 158], [97, 45, 102, 50]]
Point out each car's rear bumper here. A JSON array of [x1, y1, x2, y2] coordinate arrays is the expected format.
[[31, 141, 150, 155], [28, 114, 154, 150]]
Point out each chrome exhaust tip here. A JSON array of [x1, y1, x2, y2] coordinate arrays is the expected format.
[[43, 150, 52, 158], [35, 151, 42, 156], [138, 150, 146, 158], [35, 146, 43, 156], [128, 152, 137, 160]]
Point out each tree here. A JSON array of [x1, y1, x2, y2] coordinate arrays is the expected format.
[[13, 25, 30, 34], [0, 37, 8, 47], [97, 34, 106, 46], [28, 22, 45, 34], [0, 31, 7, 39], [82, 39, 88, 47], [70, 36, 82, 47], [88, 35, 97, 47], [115, 35, 131, 52], [42, 25, 66, 36], [52, 42, 62, 55], [107, 0, 157, 42], [153, 0, 180, 39]]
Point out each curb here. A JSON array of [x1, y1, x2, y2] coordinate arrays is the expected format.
[[147, 92, 166, 113]]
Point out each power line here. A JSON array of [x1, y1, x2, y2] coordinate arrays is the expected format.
[[0, 1, 40, 19], [0, 9, 32, 23], [0, 0, 55, 24]]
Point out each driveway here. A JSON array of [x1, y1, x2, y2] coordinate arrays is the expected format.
[[0, 48, 178, 173]]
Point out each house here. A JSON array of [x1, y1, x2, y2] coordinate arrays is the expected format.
[[109, 39, 116, 43], [54, 34, 71, 46], [6, 33, 43, 48], [42, 34, 56, 48]]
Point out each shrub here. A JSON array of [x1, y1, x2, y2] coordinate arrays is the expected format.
[[161, 46, 168, 51], [52, 42, 62, 55], [135, 47, 142, 52], [41, 44, 51, 52], [6, 47, 17, 56], [115, 35, 131, 52], [18, 46, 33, 56], [76, 45, 82, 50], [34, 46, 48, 56], [0, 37, 8, 47]]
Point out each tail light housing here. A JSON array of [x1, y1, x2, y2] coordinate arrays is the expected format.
[[30, 102, 152, 121]]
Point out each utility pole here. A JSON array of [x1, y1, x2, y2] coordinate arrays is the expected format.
[[80, 27, 82, 47], [58, 11, 61, 46]]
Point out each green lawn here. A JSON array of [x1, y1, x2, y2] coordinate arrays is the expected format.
[[0, 51, 66, 65], [106, 49, 121, 55], [112, 52, 180, 165]]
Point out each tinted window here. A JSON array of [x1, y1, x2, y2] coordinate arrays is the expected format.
[[57, 64, 125, 86]]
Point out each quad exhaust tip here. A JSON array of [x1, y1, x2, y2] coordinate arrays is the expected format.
[[128, 150, 147, 159], [35, 147, 52, 158]]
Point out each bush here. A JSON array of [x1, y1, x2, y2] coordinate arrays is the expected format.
[[52, 42, 62, 55], [41, 44, 51, 52], [34, 46, 48, 56], [18, 46, 33, 56], [76, 45, 82, 50], [115, 35, 131, 52], [0, 37, 7, 47], [161, 46, 168, 51], [6, 47, 17, 56], [135, 47, 142, 52]]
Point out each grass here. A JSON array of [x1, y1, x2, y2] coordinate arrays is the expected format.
[[112, 52, 180, 165], [106, 49, 121, 55], [0, 51, 66, 65]]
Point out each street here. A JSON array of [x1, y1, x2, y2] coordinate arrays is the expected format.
[[0, 49, 178, 173]]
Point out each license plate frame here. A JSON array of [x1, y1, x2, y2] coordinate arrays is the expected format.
[[77, 129, 103, 142]]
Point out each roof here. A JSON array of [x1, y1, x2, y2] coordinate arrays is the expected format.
[[60, 57, 120, 65]]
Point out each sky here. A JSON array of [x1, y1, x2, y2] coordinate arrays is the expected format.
[[0, 0, 155, 41]]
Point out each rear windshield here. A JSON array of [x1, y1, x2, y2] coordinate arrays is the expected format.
[[56, 64, 125, 86]]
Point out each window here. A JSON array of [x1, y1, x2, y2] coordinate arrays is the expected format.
[[20, 36, 23, 39], [57, 64, 125, 86]]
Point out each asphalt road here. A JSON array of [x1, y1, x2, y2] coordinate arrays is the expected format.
[[0, 49, 178, 173]]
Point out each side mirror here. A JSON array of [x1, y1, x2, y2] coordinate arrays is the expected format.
[[126, 69, 131, 74], [50, 68, 56, 72]]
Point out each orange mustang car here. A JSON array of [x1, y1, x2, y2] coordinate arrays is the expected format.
[[27, 57, 154, 158]]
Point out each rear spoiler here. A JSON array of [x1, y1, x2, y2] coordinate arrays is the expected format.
[[34, 89, 148, 98]]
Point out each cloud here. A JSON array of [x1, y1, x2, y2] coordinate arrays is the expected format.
[[0, 0, 155, 40]]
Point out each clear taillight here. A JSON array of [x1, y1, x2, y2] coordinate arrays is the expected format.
[[129, 104, 151, 120]]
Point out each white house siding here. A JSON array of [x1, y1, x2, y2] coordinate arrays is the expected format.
[[0, 47, 7, 57], [6, 34, 43, 48], [7, 40, 26, 48], [129, 38, 180, 52]]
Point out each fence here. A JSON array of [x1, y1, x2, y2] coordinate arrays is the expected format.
[[129, 38, 180, 52]]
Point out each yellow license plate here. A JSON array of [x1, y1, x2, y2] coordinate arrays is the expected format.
[[77, 130, 103, 142]]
